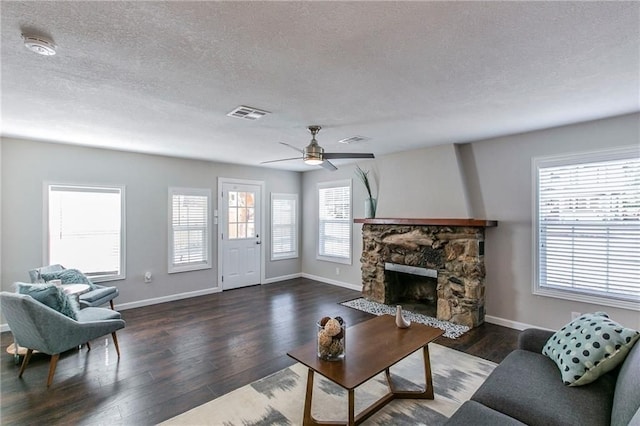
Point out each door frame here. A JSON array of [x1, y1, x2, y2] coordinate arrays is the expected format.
[[217, 177, 266, 289]]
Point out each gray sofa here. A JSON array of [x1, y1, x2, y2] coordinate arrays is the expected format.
[[447, 328, 640, 426]]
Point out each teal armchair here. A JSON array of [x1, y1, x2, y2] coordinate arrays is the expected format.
[[1, 292, 125, 386], [28, 264, 119, 310]]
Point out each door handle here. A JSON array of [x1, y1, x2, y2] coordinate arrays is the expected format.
[[256, 241, 261, 245]]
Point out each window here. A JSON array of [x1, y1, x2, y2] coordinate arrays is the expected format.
[[317, 180, 352, 264], [169, 188, 211, 273], [227, 190, 255, 239], [46, 184, 125, 281], [533, 147, 640, 310], [271, 193, 298, 260]]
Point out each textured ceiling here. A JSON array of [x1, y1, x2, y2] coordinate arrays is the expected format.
[[1, 1, 639, 171]]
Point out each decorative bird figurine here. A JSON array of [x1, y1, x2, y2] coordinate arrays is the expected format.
[[395, 305, 411, 328]]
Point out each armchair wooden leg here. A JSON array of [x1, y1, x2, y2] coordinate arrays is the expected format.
[[18, 349, 33, 378], [47, 354, 60, 387], [109, 300, 115, 310], [111, 332, 121, 357], [86, 341, 91, 351]]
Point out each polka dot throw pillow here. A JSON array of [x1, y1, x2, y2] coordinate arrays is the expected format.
[[543, 312, 640, 386]]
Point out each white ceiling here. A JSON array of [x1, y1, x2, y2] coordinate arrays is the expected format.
[[1, 1, 638, 171]]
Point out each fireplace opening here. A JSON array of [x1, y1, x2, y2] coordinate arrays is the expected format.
[[384, 263, 438, 317]]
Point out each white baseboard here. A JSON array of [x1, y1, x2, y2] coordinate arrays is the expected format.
[[484, 315, 553, 331], [262, 273, 302, 284], [300, 273, 362, 291], [115, 286, 222, 311]]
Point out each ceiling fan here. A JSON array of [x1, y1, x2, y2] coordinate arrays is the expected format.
[[261, 125, 375, 171]]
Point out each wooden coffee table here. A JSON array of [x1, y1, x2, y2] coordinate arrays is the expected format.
[[287, 314, 444, 426]]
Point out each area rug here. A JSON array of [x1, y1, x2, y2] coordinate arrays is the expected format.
[[340, 298, 470, 339], [161, 343, 496, 426]]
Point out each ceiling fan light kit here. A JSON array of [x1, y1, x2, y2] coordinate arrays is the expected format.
[[303, 125, 325, 165], [304, 157, 324, 166], [261, 125, 375, 170]]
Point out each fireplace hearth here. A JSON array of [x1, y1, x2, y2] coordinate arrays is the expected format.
[[355, 218, 498, 328]]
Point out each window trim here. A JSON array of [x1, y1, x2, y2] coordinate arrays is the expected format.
[[271, 193, 299, 261], [43, 182, 126, 282], [532, 146, 640, 311], [168, 187, 212, 274], [317, 179, 352, 265]]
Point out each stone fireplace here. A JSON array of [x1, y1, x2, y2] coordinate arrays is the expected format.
[[355, 218, 498, 328]]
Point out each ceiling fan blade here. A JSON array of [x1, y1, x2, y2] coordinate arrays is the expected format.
[[320, 160, 338, 171], [260, 157, 302, 164], [323, 153, 375, 159], [279, 142, 304, 153]]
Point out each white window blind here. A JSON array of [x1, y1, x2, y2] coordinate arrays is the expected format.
[[169, 188, 211, 273], [534, 147, 640, 309], [47, 184, 125, 281], [271, 193, 298, 260], [318, 180, 352, 264]]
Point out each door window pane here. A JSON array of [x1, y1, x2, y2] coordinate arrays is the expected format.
[[227, 190, 256, 240]]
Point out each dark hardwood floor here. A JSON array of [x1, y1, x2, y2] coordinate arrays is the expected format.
[[1, 278, 520, 425]]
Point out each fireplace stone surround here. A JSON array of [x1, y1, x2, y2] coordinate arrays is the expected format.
[[355, 218, 498, 329]]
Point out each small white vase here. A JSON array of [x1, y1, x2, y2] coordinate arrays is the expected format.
[[364, 198, 377, 218], [395, 305, 411, 328]]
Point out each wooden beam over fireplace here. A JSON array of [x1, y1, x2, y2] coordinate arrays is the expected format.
[[354, 218, 498, 227]]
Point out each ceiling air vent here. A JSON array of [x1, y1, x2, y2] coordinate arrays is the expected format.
[[226, 106, 270, 120], [338, 135, 371, 144]]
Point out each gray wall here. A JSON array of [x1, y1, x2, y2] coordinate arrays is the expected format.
[[3, 113, 638, 331], [1, 138, 301, 309], [301, 113, 639, 330], [301, 143, 470, 287], [461, 113, 639, 330]]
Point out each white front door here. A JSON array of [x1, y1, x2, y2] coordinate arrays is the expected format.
[[219, 180, 262, 290]]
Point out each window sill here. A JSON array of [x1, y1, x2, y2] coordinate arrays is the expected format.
[[169, 264, 212, 274], [91, 275, 125, 283], [533, 286, 640, 311], [316, 255, 352, 265], [271, 254, 299, 261]]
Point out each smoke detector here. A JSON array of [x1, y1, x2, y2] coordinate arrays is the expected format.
[[22, 35, 57, 56]]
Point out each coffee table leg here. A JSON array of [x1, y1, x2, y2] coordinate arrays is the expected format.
[[385, 345, 435, 400], [422, 344, 435, 399], [348, 389, 355, 425], [303, 368, 315, 426]]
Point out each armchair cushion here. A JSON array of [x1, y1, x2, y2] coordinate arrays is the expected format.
[[15, 282, 79, 320], [79, 286, 116, 303], [77, 307, 121, 322], [40, 268, 96, 290]]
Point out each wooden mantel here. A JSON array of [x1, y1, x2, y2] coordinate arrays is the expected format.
[[354, 218, 498, 227]]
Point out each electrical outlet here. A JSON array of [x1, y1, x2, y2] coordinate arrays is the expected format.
[[571, 311, 581, 320], [336, 267, 340, 276], [144, 271, 152, 283]]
